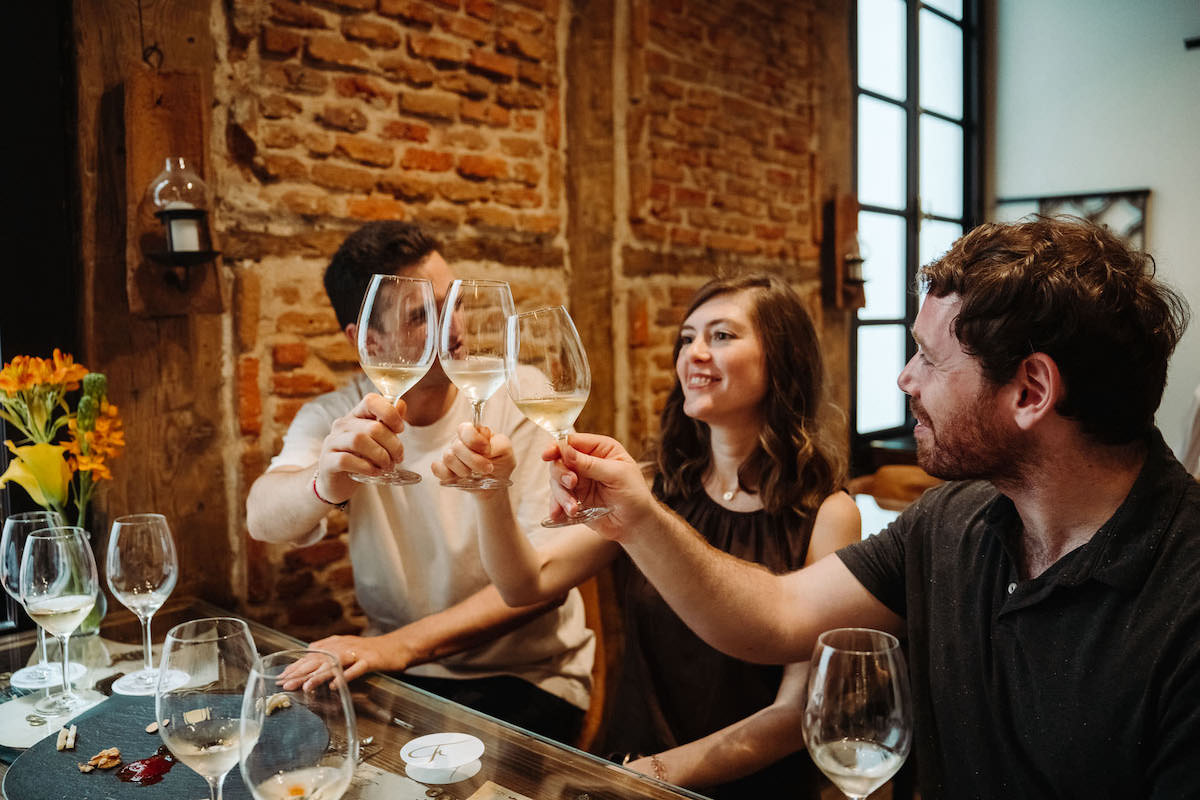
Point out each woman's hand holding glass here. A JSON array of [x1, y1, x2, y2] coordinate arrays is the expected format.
[[105, 513, 183, 695], [431, 423, 517, 489], [437, 279, 515, 491], [18, 525, 99, 715], [240, 649, 358, 800]]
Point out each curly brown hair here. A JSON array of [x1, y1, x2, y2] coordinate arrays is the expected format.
[[650, 274, 845, 529], [921, 217, 1189, 445]]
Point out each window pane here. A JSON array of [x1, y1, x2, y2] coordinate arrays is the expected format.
[[919, 219, 962, 268], [858, 96, 907, 211], [858, 211, 907, 321], [857, 325, 908, 434], [923, 0, 962, 21], [857, 0, 906, 101], [919, 114, 963, 219], [919, 10, 963, 119]]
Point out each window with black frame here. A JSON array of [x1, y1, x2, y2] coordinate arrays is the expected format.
[[850, 0, 982, 473]]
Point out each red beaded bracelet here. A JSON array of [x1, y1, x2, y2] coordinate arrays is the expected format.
[[312, 470, 348, 510]]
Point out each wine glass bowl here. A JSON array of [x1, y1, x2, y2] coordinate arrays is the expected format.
[[802, 628, 912, 800], [157, 617, 259, 800], [106, 513, 182, 695], [354, 273, 438, 485], [18, 526, 100, 715], [505, 306, 611, 527], [239, 649, 358, 800], [437, 278, 516, 491]]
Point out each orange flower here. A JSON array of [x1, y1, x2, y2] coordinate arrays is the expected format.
[[0, 355, 40, 394], [66, 401, 124, 471], [50, 349, 89, 390]]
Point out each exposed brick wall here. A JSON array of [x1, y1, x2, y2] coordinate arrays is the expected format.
[[616, 0, 834, 451], [200, 0, 848, 636]]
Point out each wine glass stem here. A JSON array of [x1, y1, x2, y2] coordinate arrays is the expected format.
[[57, 633, 72, 696], [37, 626, 50, 667], [141, 615, 154, 673], [471, 400, 484, 429], [207, 775, 223, 800]]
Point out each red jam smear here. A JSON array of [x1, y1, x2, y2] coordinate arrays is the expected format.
[[116, 744, 177, 785]]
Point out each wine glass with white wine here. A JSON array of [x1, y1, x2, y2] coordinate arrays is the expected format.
[[1, 510, 86, 692], [505, 305, 611, 527], [437, 279, 515, 491], [239, 649, 358, 800], [354, 273, 438, 485], [803, 628, 912, 800], [157, 617, 259, 800], [18, 526, 100, 716], [106, 513, 185, 695]]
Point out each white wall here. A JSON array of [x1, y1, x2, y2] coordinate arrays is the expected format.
[[990, 0, 1200, 455]]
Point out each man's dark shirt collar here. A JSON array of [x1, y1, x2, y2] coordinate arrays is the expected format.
[[980, 429, 1188, 593]]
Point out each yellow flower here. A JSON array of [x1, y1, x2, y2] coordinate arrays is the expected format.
[[0, 441, 70, 509]]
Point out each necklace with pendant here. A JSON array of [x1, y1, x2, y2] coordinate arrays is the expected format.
[[722, 484, 739, 502]]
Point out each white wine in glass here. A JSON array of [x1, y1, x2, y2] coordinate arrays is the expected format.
[[19, 526, 101, 715], [158, 617, 259, 800], [505, 305, 612, 527], [239, 649, 358, 800], [1, 510, 86, 691], [354, 273, 438, 485], [438, 279, 516, 491], [803, 628, 912, 800], [106, 513, 185, 696]]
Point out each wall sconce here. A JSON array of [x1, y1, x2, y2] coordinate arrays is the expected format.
[[145, 156, 218, 287], [821, 195, 867, 310]]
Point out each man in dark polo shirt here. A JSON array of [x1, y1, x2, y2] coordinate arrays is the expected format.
[[540, 219, 1200, 797]]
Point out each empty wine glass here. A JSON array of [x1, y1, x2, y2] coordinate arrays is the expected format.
[[106, 513, 184, 695], [437, 279, 515, 491], [802, 628, 912, 800], [1, 510, 86, 691], [18, 526, 99, 715], [239, 649, 358, 800], [354, 274, 438, 485], [505, 306, 611, 527], [157, 617, 259, 800]]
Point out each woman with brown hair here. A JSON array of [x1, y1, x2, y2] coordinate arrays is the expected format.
[[435, 273, 860, 797]]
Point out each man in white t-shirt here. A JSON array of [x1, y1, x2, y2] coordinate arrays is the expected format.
[[246, 221, 594, 743]]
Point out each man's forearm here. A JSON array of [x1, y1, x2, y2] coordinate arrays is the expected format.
[[246, 466, 333, 544], [618, 503, 807, 664]]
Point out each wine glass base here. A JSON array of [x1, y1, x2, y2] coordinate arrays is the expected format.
[[350, 468, 422, 486], [541, 505, 613, 528], [10, 661, 87, 690], [112, 667, 189, 696], [439, 475, 513, 491], [33, 688, 106, 717]]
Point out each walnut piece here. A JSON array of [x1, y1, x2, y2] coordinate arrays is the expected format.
[[87, 746, 122, 770]]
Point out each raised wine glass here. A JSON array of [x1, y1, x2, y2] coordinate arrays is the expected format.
[[106, 513, 185, 695], [239, 649, 358, 800], [1, 510, 86, 691], [802, 628, 912, 800], [437, 279, 515, 491], [505, 305, 611, 527], [157, 617, 259, 800], [353, 273, 438, 485], [18, 526, 99, 716]]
